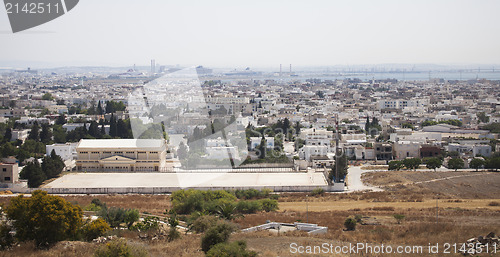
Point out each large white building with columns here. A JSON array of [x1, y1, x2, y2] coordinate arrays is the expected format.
[[76, 139, 167, 172]]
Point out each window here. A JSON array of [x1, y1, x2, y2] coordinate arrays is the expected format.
[[4, 177, 10, 181], [2, 168, 6, 172]]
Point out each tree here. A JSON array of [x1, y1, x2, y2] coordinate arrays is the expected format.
[[477, 112, 489, 123], [53, 125, 67, 143], [41, 93, 53, 100], [97, 101, 103, 115], [55, 115, 66, 125], [258, 135, 266, 159], [485, 157, 500, 172], [88, 121, 100, 138], [124, 209, 139, 229], [388, 160, 404, 171], [403, 158, 421, 171], [0, 142, 16, 158], [40, 123, 52, 144], [5, 190, 83, 248], [109, 115, 117, 137], [447, 158, 464, 171], [330, 150, 348, 182], [28, 121, 40, 141], [424, 157, 442, 171], [3, 128, 11, 142], [470, 158, 485, 172], [201, 222, 236, 253], [19, 160, 46, 188], [344, 217, 357, 231], [41, 150, 65, 179]]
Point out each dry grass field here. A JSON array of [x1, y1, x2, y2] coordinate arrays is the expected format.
[[0, 170, 499, 256]]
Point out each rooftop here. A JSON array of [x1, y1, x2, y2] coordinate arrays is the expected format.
[[77, 139, 165, 149]]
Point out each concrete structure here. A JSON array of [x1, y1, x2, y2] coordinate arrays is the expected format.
[[11, 129, 29, 142], [250, 137, 274, 150], [46, 143, 78, 161], [0, 163, 18, 184], [40, 171, 345, 193], [393, 141, 421, 160], [76, 139, 167, 172]]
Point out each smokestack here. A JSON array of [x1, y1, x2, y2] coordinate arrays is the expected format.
[[280, 64, 282, 77], [151, 59, 155, 75], [290, 64, 292, 73]]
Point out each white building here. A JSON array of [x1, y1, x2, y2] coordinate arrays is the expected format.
[[393, 141, 421, 160], [76, 139, 168, 172], [11, 129, 30, 142], [46, 143, 78, 161]]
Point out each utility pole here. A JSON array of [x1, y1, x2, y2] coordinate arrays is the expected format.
[[335, 113, 340, 183], [436, 196, 439, 225], [306, 195, 309, 223]]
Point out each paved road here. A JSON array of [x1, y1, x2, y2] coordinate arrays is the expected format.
[[345, 165, 383, 192]]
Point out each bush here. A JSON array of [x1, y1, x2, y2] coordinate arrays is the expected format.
[[488, 201, 500, 206], [98, 207, 139, 229], [311, 188, 325, 196], [388, 160, 403, 171], [344, 217, 357, 231], [171, 189, 237, 215], [260, 199, 279, 212], [91, 199, 107, 209], [201, 222, 237, 253], [81, 218, 111, 241], [206, 241, 257, 257], [94, 238, 148, 257], [0, 223, 14, 250], [233, 189, 272, 199], [190, 215, 219, 233], [98, 207, 126, 228], [236, 200, 262, 214], [5, 190, 83, 248], [131, 216, 159, 232], [124, 209, 139, 229], [354, 214, 363, 223]]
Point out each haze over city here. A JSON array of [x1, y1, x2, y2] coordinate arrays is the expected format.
[[1, 0, 500, 68]]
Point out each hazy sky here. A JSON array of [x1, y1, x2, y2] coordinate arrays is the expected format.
[[1, 0, 499, 68]]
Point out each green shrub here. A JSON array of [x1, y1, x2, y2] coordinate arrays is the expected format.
[[260, 199, 279, 212], [190, 215, 219, 233], [98, 207, 139, 229], [130, 216, 159, 232], [171, 189, 237, 215], [344, 217, 357, 231], [0, 223, 14, 250], [236, 200, 263, 214], [206, 241, 257, 257], [94, 238, 148, 257], [84, 203, 103, 212], [81, 218, 111, 241], [311, 188, 325, 196], [233, 189, 272, 199], [354, 214, 363, 223], [124, 209, 139, 229], [91, 198, 106, 209], [201, 222, 237, 253]]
